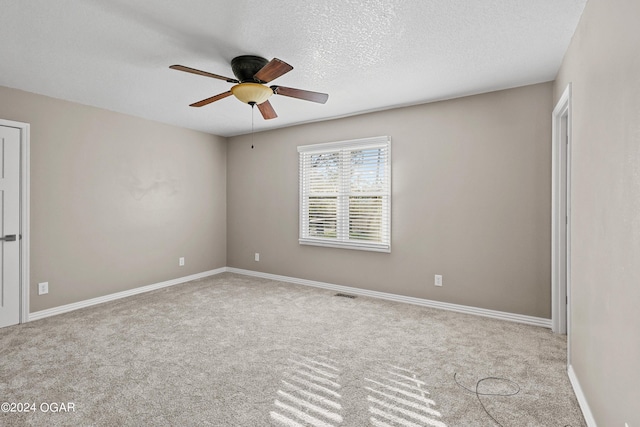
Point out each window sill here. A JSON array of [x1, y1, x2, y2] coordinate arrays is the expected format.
[[299, 238, 390, 253]]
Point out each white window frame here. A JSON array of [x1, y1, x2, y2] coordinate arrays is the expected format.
[[298, 136, 391, 253]]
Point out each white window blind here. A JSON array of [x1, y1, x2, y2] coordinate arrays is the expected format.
[[298, 136, 391, 252]]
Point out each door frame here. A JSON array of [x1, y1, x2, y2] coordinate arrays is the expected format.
[[551, 85, 572, 347], [0, 119, 30, 324]]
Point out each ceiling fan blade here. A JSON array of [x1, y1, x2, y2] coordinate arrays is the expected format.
[[189, 91, 233, 107], [257, 100, 278, 120], [254, 58, 293, 83], [170, 65, 238, 83], [271, 86, 329, 104]]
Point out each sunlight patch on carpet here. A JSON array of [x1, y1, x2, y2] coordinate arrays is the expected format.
[[365, 365, 447, 427], [270, 351, 344, 426]]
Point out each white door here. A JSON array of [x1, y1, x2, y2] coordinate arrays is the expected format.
[[0, 125, 21, 328]]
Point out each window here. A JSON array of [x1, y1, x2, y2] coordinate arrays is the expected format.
[[298, 136, 391, 252]]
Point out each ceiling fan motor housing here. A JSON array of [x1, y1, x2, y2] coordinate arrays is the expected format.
[[231, 55, 269, 83]]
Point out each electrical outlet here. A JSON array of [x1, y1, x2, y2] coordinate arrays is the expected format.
[[38, 282, 49, 295], [179, 257, 185, 266], [434, 275, 443, 287], [254, 253, 260, 262]]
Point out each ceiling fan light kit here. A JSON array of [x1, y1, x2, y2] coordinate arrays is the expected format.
[[230, 82, 273, 105], [170, 55, 328, 120]]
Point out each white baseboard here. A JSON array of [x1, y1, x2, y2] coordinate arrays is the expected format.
[[28, 268, 226, 322], [28, 266, 553, 329], [226, 267, 552, 328], [568, 364, 598, 427]]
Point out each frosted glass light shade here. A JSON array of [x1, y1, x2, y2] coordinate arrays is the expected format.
[[231, 83, 273, 104]]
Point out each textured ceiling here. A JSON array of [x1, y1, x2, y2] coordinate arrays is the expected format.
[[0, 0, 586, 137]]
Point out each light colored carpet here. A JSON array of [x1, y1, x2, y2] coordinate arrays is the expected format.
[[0, 273, 586, 426]]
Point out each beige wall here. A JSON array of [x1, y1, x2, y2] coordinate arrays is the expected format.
[[554, 0, 640, 425], [228, 83, 553, 318], [3, 81, 552, 319], [0, 86, 227, 312]]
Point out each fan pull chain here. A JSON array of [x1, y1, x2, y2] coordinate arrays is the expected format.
[[251, 103, 255, 149]]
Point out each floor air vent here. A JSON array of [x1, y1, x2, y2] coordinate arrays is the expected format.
[[334, 293, 356, 299]]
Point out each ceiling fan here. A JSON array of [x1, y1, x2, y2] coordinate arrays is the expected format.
[[170, 55, 329, 120]]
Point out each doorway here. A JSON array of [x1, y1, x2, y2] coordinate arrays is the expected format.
[[551, 85, 572, 350], [0, 119, 30, 328]]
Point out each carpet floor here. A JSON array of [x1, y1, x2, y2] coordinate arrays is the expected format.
[[0, 273, 586, 426]]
